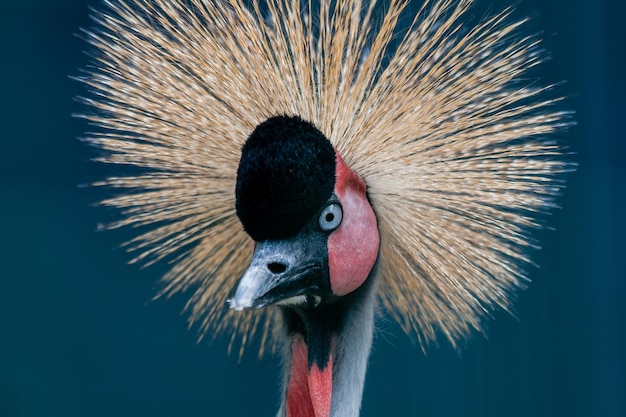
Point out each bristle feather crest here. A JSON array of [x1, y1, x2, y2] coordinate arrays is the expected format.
[[82, 0, 572, 354]]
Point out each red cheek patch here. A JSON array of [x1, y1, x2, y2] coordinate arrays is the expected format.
[[328, 154, 380, 296]]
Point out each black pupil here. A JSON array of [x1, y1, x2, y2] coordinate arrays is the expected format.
[[325, 212, 334, 223]]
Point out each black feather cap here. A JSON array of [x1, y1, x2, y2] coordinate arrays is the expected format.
[[235, 115, 336, 241]]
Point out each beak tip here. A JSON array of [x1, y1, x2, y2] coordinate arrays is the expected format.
[[228, 287, 268, 310], [227, 297, 251, 311], [230, 266, 273, 311], [227, 299, 240, 311]]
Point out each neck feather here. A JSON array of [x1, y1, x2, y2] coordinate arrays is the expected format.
[[277, 270, 378, 417]]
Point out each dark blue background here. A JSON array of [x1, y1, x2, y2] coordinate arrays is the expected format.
[[1, 0, 624, 416]]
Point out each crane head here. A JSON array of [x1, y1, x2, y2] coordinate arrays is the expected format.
[[230, 115, 380, 311]]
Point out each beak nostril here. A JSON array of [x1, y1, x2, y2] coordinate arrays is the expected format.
[[267, 262, 287, 274]]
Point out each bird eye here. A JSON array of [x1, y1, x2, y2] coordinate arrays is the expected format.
[[319, 203, 342, 232]]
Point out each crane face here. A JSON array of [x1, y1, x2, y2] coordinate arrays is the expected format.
[[232, 115, 380, 312]]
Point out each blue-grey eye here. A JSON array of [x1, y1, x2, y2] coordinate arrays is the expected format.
[[319, 203, 342, 231]]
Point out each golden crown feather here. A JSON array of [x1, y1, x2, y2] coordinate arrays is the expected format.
[[79, 0, 573, 355]]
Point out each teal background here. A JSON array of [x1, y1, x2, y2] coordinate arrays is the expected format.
[[1, 0, 623, 416]]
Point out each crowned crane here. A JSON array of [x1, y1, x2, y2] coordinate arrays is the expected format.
[[79, 0, 573, 416]]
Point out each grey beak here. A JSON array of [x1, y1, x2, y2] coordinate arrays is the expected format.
[[229, 237, 327, 310]]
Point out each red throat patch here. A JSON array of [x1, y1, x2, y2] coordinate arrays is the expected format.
[[287, 336, 334, 417]]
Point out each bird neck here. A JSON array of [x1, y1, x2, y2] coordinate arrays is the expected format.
[[278, 269, 378, 417]]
